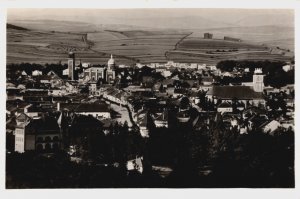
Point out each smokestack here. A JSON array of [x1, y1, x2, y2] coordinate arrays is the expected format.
[[57, 102, 60, 111]]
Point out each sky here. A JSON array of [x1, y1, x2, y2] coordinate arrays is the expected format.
[[7, 8, 294, 29]]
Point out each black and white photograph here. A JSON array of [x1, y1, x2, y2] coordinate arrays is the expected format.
[[2, 0, 298, 193]]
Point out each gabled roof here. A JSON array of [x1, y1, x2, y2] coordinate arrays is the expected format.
[[218, 102, 232, 108], [248, 115, 269, 128], [207, 86, 264, 99], [142, 76, 154, 83], [7, 82, 16, 88], [6, 103, 18, 112], [162, 78, 175, 85], [134, 108, 148, 118], [27, 105, 45, 113], [47, 70, 58, 76], [6, 118, 17, 131], [152, 110, 168, 121], [262, 120, 281, 133], [189, 91, 199, 97], [28, 116, 60, 134], [243, 106, 266, 115], [139, 113, 149, 127], [77, 103, 110, 113], [184, 79, 199, 87], [153, 82, 162, 90], [16, 113, 31, 123], [177, 110, 190, 118], [201, 76, 213, 82], [61, 103, 110, 113], [100, 118, 113, 128], [71, 115, 103, 129]]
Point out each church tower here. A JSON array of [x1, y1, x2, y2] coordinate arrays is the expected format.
[[15, 113, 31, 153], [106, 54, 116, 84], [68, 52, 75, 80], [253, 68, 264, 92]]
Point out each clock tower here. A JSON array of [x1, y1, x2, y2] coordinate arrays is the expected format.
[[253, 68, 264, 92]]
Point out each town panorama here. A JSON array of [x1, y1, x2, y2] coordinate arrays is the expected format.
[[6, 9, 294, 188]]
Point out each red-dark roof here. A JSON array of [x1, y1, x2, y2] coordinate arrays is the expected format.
[[71, 115, 103, 128], [76, 103, 110, 113], [27, 116, 60, 135], [218, 102, 232, 108], [60, 102, 110, 113], [202, 76, 213, 82], [208, 86, 264, 99], [27, 105, 45, 113]]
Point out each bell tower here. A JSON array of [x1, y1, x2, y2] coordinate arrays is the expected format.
[[253, 68, 264, 92], [106, 54, 116, 84]]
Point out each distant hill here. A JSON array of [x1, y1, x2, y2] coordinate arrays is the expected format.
[[7, 19, 177, 32], [7, 23, 28, 31], [8, 20, 148, 33], [7, 20, 99, 33], [103, 15, 235, 30], [190, 25, 294, 51]]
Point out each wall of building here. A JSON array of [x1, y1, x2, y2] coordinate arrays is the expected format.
[[25, 134, 35, 151], [25, 112, 39, 118], [204, 33, 213, 39], [217, 107, 233, 113], [68, 59, 75, 80], [154, 120, 168, 128], [77, 112, 111, 119], [15, 128, 25, 153], [36, 134, 61, 151]]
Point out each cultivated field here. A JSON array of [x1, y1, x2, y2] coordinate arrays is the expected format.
[[177, 39, 268, 51], [166, 50, 292, 65], [190, 26, 294, 49], [6, 27, 136, 65], [88, 30, 190, 63], [165, 27, 293, 64], [6, 21, 294, 66]]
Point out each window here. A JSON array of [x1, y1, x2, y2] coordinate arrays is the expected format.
[[53, 136, 59, 142], [45, 143, 51, 151], [52, 143, 59, 151], [45, 136, 51, 142], [36, 144, 43, 151]]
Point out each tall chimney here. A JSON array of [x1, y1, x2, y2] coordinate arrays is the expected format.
[[57, 102, 60, 111]]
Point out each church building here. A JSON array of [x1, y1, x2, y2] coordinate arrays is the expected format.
[[83, 54, 116, 84], [207, 68, 265, 107]]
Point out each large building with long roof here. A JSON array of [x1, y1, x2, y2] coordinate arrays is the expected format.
[[207, 68, 265, 107]]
